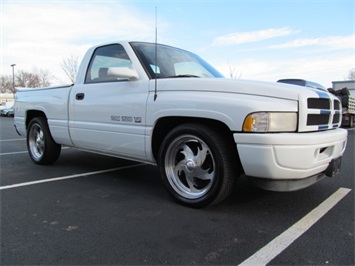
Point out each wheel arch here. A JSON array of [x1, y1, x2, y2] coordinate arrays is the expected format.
[[151, 116, 237, 162], [26, 110, 47, 129]]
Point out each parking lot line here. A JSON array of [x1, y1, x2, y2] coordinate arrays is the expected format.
[[238, 187, 351, 266], [1, 147, 70, 156], [0, 163, 145, 190], [0, 151, 28, 156], [0, 138, 26, 142]]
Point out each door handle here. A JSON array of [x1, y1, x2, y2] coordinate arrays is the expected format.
[[76, 93, 85, 100]]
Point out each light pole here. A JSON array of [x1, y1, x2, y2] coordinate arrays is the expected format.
[[10, 64, 16, 93]]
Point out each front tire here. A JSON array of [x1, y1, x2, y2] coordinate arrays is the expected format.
[[27, 117, 61, 165], [158, 123, 239, 208]]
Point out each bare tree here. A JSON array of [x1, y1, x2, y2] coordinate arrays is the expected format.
[[61, 55, 79, 83], [229, 63, 242, 79], [347, 68, 355, 80], [16, 69, 51, 88], [0, 69, 52, 93], [37, 69, 52, 87], [0, 75, 14, 93]]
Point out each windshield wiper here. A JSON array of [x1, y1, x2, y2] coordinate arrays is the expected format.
[[161, 74, 200, 79]]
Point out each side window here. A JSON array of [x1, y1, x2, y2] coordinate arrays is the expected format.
[[85, 44, 132, 83]]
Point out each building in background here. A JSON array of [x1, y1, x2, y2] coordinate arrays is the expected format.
[[332, 80, 355, 127], [332, 80, 355, 96]]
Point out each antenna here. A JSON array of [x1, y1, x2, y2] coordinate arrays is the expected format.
[[154, 6, 158, 101]]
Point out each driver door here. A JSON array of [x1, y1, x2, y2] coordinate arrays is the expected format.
[[69, 44, 148, 160]]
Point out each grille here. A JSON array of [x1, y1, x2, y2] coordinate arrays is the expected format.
[[307, 98, 330, 109], [307, 113, 330, 126], [299, 94, 342, 132]]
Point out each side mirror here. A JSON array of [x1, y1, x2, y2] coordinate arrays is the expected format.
[[107, 67, 139, 80]]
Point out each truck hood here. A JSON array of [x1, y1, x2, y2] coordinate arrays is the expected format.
[[155, 78, 324, 101]]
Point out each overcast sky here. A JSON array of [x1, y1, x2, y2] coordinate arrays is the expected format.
[[1, 0, 354, 87]]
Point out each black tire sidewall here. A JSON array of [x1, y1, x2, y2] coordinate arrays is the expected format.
[[27, 117, 61, 165], [159, 124, 231, 208]]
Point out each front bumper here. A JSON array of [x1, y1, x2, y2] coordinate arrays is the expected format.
[[249, 156, 342, 192], [234, 128, 348, 181]]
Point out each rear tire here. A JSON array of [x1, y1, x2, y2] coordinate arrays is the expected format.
[[158, 123, 239, 208], [27, 117, 61, 165]]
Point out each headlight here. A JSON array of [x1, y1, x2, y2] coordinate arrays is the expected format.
[[243, 112, 297, 132]]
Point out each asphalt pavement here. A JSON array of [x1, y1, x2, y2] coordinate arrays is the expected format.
[[0, 116, 354, 265]]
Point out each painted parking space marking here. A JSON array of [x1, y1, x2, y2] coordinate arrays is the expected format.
[[0, 163, 145, 190], [0, 147, 70, 156], [0, 151, 28, 156], [0, 138, 26, 142], [239, 187, 351, 266]]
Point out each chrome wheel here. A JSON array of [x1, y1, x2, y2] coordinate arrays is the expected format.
[[159, 123, 239, 207], [27, 117, 61, 165], [28, 123, 45, 161], [164, 134, 216, 199]]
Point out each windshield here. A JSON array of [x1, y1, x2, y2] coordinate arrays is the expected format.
[[130, 42, 224, 79]]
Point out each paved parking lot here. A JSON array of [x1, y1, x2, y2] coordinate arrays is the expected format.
[[1, 116, 354, 265]]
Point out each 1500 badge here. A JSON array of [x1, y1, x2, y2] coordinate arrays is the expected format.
[[110, 115, 142, 123]]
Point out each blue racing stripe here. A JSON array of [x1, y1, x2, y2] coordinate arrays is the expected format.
[[318, 125, 329, 130], [312, 89, 330, 99]]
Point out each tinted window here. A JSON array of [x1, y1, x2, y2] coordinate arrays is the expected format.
[[85, 44, 132, 83]]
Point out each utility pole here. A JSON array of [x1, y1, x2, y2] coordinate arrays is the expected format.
[[10, 64, 16, 93]]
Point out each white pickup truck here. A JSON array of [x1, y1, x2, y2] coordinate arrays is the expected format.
[[14, 41, 348, 207]]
